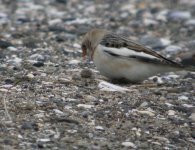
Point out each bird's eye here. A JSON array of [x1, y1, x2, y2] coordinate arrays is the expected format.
[[82, 44, 87, 50], [105, 43, 109, 46], [123, 42, 127, 47]]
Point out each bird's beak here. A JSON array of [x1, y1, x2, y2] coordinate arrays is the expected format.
[[82, 46, 95, 61], [82, 47, 87, 60]]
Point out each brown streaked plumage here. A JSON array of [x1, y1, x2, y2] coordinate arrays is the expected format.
[[81, 29, 195, 83]]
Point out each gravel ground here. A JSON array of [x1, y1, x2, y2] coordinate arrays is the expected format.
[[0, 0, 195, 149]]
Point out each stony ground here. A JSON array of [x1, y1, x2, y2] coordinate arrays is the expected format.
[[0, 0, 195, 149]]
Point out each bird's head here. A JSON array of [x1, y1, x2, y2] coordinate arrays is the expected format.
[[81, 29, 107, 60]]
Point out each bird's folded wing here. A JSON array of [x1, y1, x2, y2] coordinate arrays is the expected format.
[[100, 33, 183, 67]]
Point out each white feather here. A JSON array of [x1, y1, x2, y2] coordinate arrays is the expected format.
[[102, 45, 157, 59]]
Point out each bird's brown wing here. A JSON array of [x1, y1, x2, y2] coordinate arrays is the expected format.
[[100, 33, 184, 67]]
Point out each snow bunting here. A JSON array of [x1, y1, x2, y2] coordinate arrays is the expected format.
[[81, 29, 195, 83]]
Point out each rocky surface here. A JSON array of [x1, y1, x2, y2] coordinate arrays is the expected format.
[[0, 0, 195, 149]]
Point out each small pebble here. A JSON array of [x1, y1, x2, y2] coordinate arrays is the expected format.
[[189, 113, 195, 122], [29, 54, 45, 61], [53, 109, 64, 115], [178, 95, 189, 101], [0, 40, 13, 48], [137, 110, 155, 117], [7, 56, 22, 66], [80, 69, 93, 78], [165, 45, 182, 53], [95, 126, 105, 131], [7, 46, 18, 51], [72, 73, 81, 80], [33, 61, 44, 67], [191, 131, 195, 138], [167, 110, 176, 116], [26, 73, 34, 79], [85, 95, 97, 101], [185, 19, 195, 26], [81, 111, 90, 118], [168, 11, 191, 21], [21, 121, 38, 131], [139, 102, 148, 107], [68, 59, 80, 65], [143, 18, 158, 26], [37, 138, 51, 142], [77, 104, 94, 109], [121, 142, 136, 148], [150, 76, 164, 84]]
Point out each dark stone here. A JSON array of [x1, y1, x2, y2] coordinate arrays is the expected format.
[[23, 38, 38, 48], [4, 79, 14, 84], [33, 61, 44, 67], [80, 69, 93, 78], [56, 0, 67, 4], [174, 106, 193, 115], [0, 40, 13, 48], [55, 35, 67, 42], [4, 139, 13, 145], [181, 53, 195, 66], [21, 121, 39, 131], [60, 48, 70, 55], [51, 116, 79, 125], [37, 141, 44, 148], [12, 32, 26, 38], [81, 111, 89, 118], [184, 72, 195, 79], [49, 25, 67, 32], [168, 117, 187, 125], [17, 18, 31, 23], [191, 131, 195, 138]]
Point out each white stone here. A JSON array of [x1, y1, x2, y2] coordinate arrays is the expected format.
[[144, 18, 158, 26], [122, 142, 136, 148], [85, 95, 97, 101], [37, 138, 51, 142], [53, 109, 64, 115], [189, 113, 195, 122], [139, 102, 148, 107], [98, 81, 129, 92], [160, 38, 171, 47], [168, 11, 191, 20], [49, 19, 62, 26], [167, 110, 176, 116], [137, 110, 155, 117], [185, 19, 195, 26], [18, 134, 23, 139], [165, 45, 182, 53], [95, 126, 105, 131], [73, 43, 81, 48], [182, 104, 194, 108], [77, 104, 94, 109], [178, 95, 189, 101], [68, 59, 80, 65], [7, 46, 18, 51], [27, 73, 34, 79], [165, 103, 174, 107]]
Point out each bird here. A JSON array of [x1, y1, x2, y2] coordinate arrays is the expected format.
[[81, 29, 195, 83]]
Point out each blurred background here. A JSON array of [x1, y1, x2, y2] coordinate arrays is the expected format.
[[0, 0, 195, 66]]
